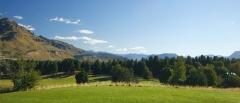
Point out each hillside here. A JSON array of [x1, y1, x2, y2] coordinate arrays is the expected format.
[[38, 36, 84, 54], [0, 17, 85, 60], [0, 17, 128, 61]]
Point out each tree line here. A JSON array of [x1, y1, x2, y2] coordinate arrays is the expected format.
[[1, 55, 240, 89]]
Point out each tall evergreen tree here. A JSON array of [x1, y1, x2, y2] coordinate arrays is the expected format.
[[52, 62, 58, 75], [92, 60, 102, 74], [69, 59, 75, 74]]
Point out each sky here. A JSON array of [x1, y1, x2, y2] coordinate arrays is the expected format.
[[0, 0, 240, 56]]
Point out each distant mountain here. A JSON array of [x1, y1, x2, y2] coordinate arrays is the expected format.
[[155, 53, 178, 59], [229, 51, 240, 59], [75, 51, 128, 62], [118, 54, 149, 60], [119, 53, 178, 60]]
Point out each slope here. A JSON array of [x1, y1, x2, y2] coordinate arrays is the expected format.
[[0, 17, 83, 60]]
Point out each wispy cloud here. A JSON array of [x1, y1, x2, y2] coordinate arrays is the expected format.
[[116, 48, 128, 52], [78, 29, 94, 34], [81, 37, 108, 45], [18, 23, 35, 31], [130, 46, 145, 50], [0, 13, 2, 15], [54, 36, 108, 45], [139, 50, 148, 54], [107, 45, 115, 48], [14, 16, 23, 20], [50, 17, 80, 25], [130, 46, 147, 53]]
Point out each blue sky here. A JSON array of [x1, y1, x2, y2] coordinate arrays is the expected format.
[[1, 0, 240, 56]]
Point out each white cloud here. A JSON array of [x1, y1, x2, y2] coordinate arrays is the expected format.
[[129, 46, 147, 54], [116, 48, 128, 52], [50, 17, 80, 25], [139, 50, 148, 54], [54, 36, 108, 45], [107, 45, 115, 48], [18, 23, 35, 31], [14, 16, 23, 20], [130, 46, 145, 50], [78, 29, 94, 34], [81, 36, 108, 45], [54, 36, 81, 40]]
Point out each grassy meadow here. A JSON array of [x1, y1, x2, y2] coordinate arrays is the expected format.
[[0, 74, 240, 103]]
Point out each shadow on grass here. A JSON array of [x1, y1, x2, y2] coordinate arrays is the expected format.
[[0, 87, 14, 94], [89, 75, 111, 82], [42, 73, 74, 79]]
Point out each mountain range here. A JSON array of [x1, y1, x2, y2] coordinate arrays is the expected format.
[[0, 17, 240, 61]]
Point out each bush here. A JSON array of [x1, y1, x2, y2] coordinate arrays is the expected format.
[[75, 71, 88, 84]]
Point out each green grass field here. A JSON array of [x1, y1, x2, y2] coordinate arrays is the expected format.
[[1, 86, 240, 103], [0, 74, 240, 103]]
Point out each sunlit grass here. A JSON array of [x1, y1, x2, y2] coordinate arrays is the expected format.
[[1, 86, 240, 103]]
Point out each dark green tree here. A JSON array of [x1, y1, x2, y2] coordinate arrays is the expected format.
[[69, 59, 75, 75], [52, 62, 58, 75], [147, 55, 161, 78], [101, 61, 108, 74], [0, 60, 11, 78], [230, 62, 240, 76], [110, 64, 134, 82], [74, 60, 81, 71], [92, 59, 102, 74], [203, 65, 217, 86], [159, 67, 173, 83], [213, 61, 228, 78], [82, 60, 90, 73], [223, 75, 240, 87], [75, 71, 88, 84], [142, 65, 153, 79]]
